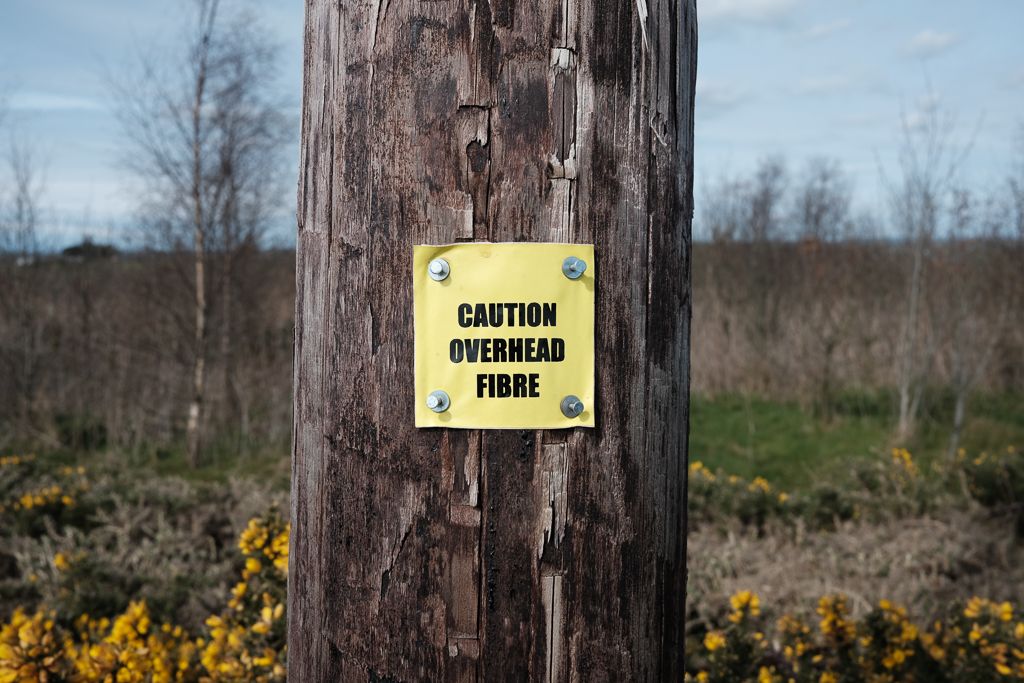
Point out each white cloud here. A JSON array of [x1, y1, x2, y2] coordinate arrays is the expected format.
[[701, 0, 801, 26], [696, 78, 749, 117], [803, 18, 851, 39], [838, 112, 885, 128], [10, 92, 103, 111], [794, 75, 852, 96], [905, 29, 961, 58], [901, 93, 942, 132]]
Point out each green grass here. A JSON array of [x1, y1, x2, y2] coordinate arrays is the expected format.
[[148, 444, 290, 490], [22, 390, 1024, 496], [690, 394, 888, 490], [43, 436, 292, 492], [690, 391, 1024, 491]]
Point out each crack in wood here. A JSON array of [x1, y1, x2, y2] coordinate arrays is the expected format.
[[369, 0, 392, 53], [536, 443, 569, 560], [379, 519, 413, 601], [635, 0, 649, 52], [541, 573, 564, 682]]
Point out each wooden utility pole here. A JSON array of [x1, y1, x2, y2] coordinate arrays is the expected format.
[[289, 0, 696, 679]]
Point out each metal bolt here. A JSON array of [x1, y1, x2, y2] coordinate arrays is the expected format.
[[427, 390, 450, 413], [428, 258, 450, 281], [560, 395, 584, 418], [562, 256, 587, 280]]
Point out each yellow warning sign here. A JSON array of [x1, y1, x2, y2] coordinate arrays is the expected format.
[[414, 243, 595, 429]]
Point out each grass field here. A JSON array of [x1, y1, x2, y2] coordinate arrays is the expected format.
[[50, 391, 1022, 494], [690, 391, 1024, 490]]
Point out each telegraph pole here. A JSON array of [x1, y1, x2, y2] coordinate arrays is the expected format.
[[289, 0, 696, 679]]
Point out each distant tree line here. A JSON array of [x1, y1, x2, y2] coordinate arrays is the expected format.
[[694, 110, 1023, 457], [0, 5, 1021, 462]]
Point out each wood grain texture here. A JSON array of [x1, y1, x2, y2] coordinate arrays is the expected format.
[[289, 0, 696, 678]]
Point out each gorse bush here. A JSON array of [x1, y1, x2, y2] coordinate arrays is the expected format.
[[690, 445, 1024, 534], [0, 513, 289, 682], [688, 461, 793, 531], [0, 452, 284, 630], [687, 590, 1024, 682], [961, 446, 1024, 534], [3, 444, 1023, 680]]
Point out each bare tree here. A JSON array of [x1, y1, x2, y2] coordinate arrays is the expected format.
[[996, 123, 1024, 396], [117, 0, 288, 465], [889, 97, 967, 440], [700, 172, 749, 242], [790, 158, 854, 415], [0, 103, 45, 257], [698, 158, 789, 393], [745, 158, 789, 391], [748, 156, 788, 242], [208, 31, 289, 449], [1010, 124, 1024, 241], [793, 157, 852, 242], [934, 189, 1009, 460], [0, 130, 48, 440], [6, 141, 43, 258]]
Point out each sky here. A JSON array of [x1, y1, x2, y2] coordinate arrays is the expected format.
[[0, 0, 1022, 246]]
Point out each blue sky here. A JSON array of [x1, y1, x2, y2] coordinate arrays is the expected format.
[[698, 0, 1024, 234], [1, 0, 1022, 245]]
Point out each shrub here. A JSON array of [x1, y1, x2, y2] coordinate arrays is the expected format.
[[0, 452, 284, 630], [0, 511, 288, 682], [688, 590, 1024, 682]]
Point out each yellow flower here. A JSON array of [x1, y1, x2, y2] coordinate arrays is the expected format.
[[704, 630, 726, 652], [54, 553, 70, 571], [729, 590, 762, 623], [891, 447, 919, 476], [820, 673, 837, 683], [239, 518, 270, 555], [817, 595, 856, 643]]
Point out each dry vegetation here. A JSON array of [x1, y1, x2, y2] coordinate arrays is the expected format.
[[0, 234, 1020, 463], [2, 444, 1024, 680], [0, 451, 289, 680], [0, 250, 294, 459], [1, 2, 1023, 680]]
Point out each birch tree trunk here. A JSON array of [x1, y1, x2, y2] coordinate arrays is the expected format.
[[289, 0, 696, 679], [184, 0, 217, 468]]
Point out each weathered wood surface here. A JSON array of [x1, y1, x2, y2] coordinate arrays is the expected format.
[[289, 0, 696, 679]]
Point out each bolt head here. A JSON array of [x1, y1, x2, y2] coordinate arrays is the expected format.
[[428, 258, 450, 281], [562, 256, 587, 280], [560, 395, 584, 418], [427, 390, 450, 413]]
